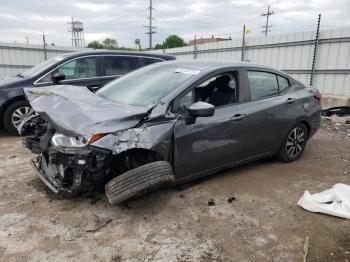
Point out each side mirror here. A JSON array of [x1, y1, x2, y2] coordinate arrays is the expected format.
[[188, 101, 215, 117], [52, 72, 65, 83]]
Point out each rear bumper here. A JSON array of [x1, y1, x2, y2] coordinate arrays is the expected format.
[[309, 111, 321, 138]]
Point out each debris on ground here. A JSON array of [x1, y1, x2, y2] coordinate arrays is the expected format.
[[207, 198, 215, 206], [303, 236, 310, 262], [297, 183, 350, 219], [176, 194, 184, 198], [110, 253, 122, 262], [228, 194, 236, 203], [86, 215, 113, 232], [322, 107, 350, 124], [86, 193, 101, 205]]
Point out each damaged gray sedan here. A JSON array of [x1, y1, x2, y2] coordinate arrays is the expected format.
[[21, 61, 322, 204]]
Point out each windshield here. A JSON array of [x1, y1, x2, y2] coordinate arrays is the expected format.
[[20, 56, 64, 77], [97, 64, 200, 107]]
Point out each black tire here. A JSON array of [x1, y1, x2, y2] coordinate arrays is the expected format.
[[105, 161, 175, 205], [277, 123, 308, 162], [3, 100, 32, 135]]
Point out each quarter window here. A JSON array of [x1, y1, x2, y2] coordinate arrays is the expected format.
[[248, 71, 279, 100], [104, 56, 140, 76], [277, 75, 290, 92]]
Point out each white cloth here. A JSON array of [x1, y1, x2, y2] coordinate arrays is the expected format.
[[297, 183, 350, 219]]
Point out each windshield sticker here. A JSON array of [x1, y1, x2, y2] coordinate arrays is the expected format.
[[175, 68, 201, 75]]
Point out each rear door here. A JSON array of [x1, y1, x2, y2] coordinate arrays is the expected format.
[[235, 69, 304, 155], [100, 55, 142, 86]]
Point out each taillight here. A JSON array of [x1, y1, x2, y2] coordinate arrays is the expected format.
[[314, 93, 322, 103]]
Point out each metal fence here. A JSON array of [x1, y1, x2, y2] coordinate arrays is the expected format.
[[0, 42, 89, 77], [150, 27, 350, 96]]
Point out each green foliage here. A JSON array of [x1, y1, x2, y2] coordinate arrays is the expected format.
[[87, 40, 104, 49], [87, 38, 144, 51], [102, 38, 118, 49], [164, 35, 186, 48], [154, 43, 164, 50], [155, 35, 187, 49]]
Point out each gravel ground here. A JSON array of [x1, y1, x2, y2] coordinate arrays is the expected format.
[[0, 120, 349, 262]]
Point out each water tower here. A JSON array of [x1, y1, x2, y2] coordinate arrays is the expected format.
[[68, 17, 85, 47]]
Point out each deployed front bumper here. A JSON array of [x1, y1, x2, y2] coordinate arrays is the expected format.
[[29, 146, 111, 195]]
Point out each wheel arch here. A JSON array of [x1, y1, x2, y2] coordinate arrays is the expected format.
[[0, 95, 27, 119], [299, 120, 311, 139]]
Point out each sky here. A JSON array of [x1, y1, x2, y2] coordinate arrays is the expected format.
[[0, 0, 349, 48]]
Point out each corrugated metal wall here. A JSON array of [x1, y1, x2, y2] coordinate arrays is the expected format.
[[0, 42, 89, 77], [151, 27, 350, 96]]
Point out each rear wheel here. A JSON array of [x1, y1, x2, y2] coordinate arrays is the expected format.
[[105, 161, 175, 205], [3, 100, 34, 135], [277, 123, 307, 162]]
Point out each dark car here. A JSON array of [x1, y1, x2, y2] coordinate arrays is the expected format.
[[0, 51, 175, 134], [21, 60, 322, 204]]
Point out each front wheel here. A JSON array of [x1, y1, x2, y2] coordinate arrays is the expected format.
[[277, 123, 308, 162], [3, 100, 34, 135]]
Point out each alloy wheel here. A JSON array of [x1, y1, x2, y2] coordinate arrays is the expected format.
[[11, 106, 34, 129], [286, 127, 305, 158]]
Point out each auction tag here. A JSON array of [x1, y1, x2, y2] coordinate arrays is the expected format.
[[175, 68, 201, 75]]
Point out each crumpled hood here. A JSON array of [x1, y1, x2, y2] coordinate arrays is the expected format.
[[24, 85, 149, 136]]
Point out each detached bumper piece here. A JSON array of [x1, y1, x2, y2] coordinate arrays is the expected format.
[[30, 147, 111, 195], [31, 159, 59, 194]]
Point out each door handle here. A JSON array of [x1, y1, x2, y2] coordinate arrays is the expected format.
[[286, 97, 296, 104], [230, 114, 246, 122]]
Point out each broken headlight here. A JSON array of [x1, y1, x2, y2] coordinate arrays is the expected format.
[[51, 133, 90, 148], [51, 133, 105, 148]]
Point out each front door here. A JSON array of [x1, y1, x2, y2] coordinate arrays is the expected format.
[[173, 71, 254, 178]]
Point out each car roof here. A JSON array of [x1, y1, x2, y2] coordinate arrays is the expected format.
[[60, 50, 175, 60], [158, 59, 283, 72]]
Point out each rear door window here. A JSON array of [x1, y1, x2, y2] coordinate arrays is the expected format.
[[247, 71, 279, 100], [104, 56, 140, 76]]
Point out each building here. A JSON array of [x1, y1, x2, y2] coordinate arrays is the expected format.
[[188, 35, 231, 46]]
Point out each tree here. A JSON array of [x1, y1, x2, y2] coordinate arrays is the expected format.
[[154, 43, 164, 50], [87, 40, 104, 49], [164, 35, 186, 48], [102, 38, 118, 49]]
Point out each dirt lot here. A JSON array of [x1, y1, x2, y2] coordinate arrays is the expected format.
[[0, 120, 349, 262]]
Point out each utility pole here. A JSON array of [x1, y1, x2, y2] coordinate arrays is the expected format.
[[261, 5, 274, 36], [241, 24, 246, 62], [42, 32, 47, 60], [194, 35, 198, 59], [310, 14, 321, 86], [25, 34, 29, 45], [144, 0, 157, 49]]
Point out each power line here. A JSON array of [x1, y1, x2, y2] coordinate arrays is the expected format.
[[261, 5, 274, 36], [144, 0, 157, 49]]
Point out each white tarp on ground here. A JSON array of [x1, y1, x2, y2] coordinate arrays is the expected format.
[[297, 183, 350, 219]]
